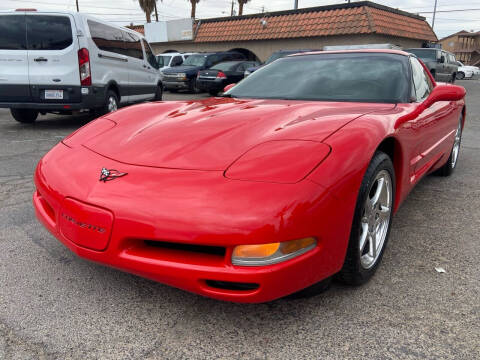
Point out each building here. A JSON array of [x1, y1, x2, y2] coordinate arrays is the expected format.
[[439, 31, 480, 66], [129, 1, 437, 61]]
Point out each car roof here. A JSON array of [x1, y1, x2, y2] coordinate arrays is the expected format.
[[290, 49, 411, 57], [211, 60, 250, 66], [0, 9, 146, 39]]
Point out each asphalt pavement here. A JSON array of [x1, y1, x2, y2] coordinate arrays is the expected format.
[[0, 85, 479, 359]]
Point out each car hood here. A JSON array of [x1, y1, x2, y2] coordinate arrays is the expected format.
[[84, 98, 395, 170]]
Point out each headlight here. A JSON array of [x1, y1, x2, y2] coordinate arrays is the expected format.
[[225, 140, 331, 183], [232, 237, 317, 266], [176, 73, 187, 79]]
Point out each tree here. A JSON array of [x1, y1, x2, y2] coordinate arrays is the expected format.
[[237, 0, 250, 16], [189, 0, 200, 19], [138, 0, 157, 23]]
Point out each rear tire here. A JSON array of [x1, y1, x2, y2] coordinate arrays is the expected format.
[[10, 109, 38, 123], [337, 151, 395, 285], [437, 115, 463, 177], [456, 72, 465, 80], [209, 90, 219, 96], [169, 89, 178, 93], [97, 90, 119, 116]]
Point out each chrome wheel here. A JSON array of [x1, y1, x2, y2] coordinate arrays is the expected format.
[[359, 170, 392, 269], [451, 121, 462, 168], [107, 96, 118, 112]]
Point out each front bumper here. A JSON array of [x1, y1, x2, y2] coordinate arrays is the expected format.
[[196, 78, 226, 93], [163, 80, 191, 90], [33, 143, 351, 303]]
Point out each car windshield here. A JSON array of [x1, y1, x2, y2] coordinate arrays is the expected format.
[[157, 55, 171, 67], [225, 53, 410, 103], [183, 54, 207, 66], [407, 49, 437, 62], [211, 62, 239, 71]]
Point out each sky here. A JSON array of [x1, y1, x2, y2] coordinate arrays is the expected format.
[[1, 0, 479, 39]]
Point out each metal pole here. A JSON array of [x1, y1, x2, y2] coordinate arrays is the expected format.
[[231, 0, 234, 16], [432, 0, 438, 29], [294, 0, 298, 10], [76, 0, 79, 12]]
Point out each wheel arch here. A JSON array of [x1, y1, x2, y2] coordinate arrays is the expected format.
[[105, 81, 121, 102], [375, 136, 404, 212]]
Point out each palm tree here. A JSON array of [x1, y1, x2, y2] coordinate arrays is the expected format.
[[189, 0, 200, 19], [138, 0, 157, 23], [237, 0, 250, 16]]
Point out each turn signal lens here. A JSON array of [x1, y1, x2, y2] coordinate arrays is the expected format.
[[232, 237, 316, 266], [232, 243, 280, 258]]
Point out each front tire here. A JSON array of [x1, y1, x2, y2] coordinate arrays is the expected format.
[[10, 109, 38, 123], [456, 72, 465, 80], [337, 151, 395, 285], [437, 116, 463, 177], [189, 79, 201, 94], [154, 84, 163, 101]]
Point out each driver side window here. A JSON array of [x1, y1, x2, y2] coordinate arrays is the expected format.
[[410, 57, 433, 102]]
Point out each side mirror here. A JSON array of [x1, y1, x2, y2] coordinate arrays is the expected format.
[[438, 55, 445, 63], [424, 84, 465, 108], [223, 83, 236, 93]]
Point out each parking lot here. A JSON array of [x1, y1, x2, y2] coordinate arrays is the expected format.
[[1, 83, 479, 359]]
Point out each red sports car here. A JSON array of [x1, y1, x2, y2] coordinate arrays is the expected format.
[[33, 50, 466, 303]]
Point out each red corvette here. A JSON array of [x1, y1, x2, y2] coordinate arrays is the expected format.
[[33, 50, 466, 303]]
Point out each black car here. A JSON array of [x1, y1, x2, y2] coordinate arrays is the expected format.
[[196, 61, 260, 95], [244, 49, 313, 77], [162, 52, 246, 93]]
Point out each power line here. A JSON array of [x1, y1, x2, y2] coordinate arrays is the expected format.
[[418, 8, 480, 13]]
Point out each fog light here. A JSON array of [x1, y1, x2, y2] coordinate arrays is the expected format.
[[232, 237, 316, 266]]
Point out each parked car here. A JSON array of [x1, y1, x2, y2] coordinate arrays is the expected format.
[[157, 52, 186, 71], [33, 49, 466, 303], [456, 61, 480, 80], [405, 48, 458, 83], [244, 49, 313, 77], [162, 52, 246, 93], [196, 60, 260, 95], [0, 9, 162, 123]]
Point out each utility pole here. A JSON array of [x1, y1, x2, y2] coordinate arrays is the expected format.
[[432, 0, 438, 29], [294, 0, 298, 10], [76, 0, 79, 12]]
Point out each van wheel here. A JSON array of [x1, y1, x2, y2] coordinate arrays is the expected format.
[[10, 109, 38, 123], [154, 85, 163, 101], [97, 90, 119, 116]]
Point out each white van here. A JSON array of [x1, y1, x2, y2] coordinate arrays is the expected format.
[[0, 9, 162, 123]]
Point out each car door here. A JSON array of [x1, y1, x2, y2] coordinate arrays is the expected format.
[[439, 51, 449, 81], [26, 13, 81, 104], [87, 20, 129, 103], [409, 57, 457, 177], [0, 13, 30, 102]]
